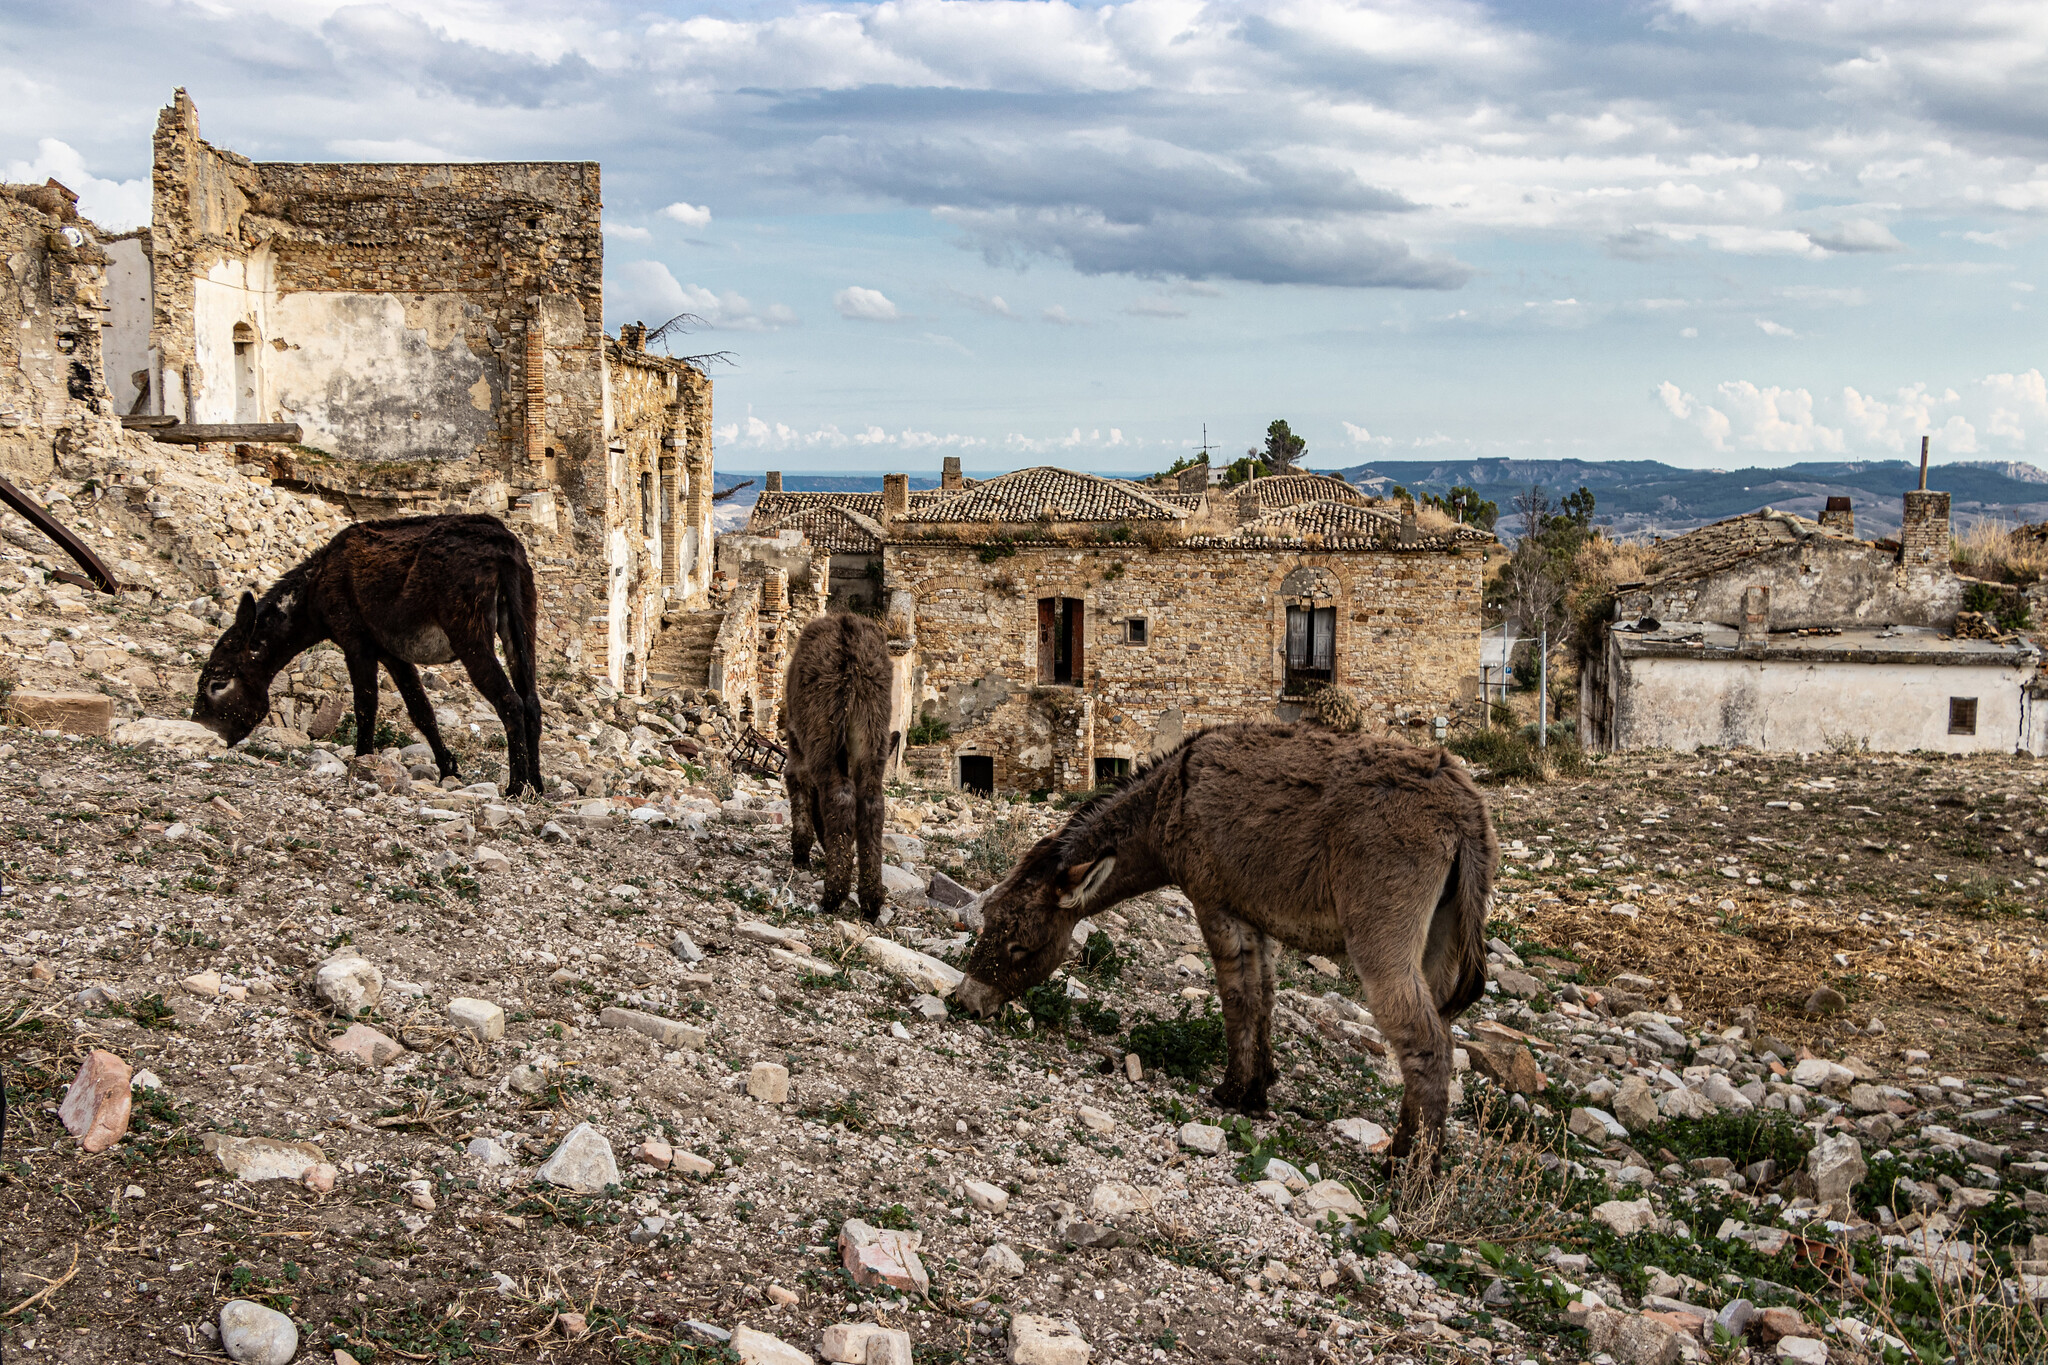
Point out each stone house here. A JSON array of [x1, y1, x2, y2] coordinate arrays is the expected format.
[[8, 90, 713, 694], [1578, 489, 2048, 755], [734, 463, 1491, 793]]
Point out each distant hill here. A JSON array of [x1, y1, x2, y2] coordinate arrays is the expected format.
[[1327, 458, 2048, 541]]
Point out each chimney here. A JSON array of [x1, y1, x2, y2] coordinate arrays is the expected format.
[[941, 456, 962, 492], [762, 566, 788, 614], [766, 470, 782, 493], [620, 321, 647, 352], [1739, 585, 1770, 653], [1818, 496, 1854, 535], [1900, 488, 1950, 569], [882, 472, 909, 532]]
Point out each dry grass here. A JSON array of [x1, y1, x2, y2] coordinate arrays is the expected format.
[[1954, 515, 2048, 585], [1381, 1092, 1573, 1248], [1572, 534, 1661, 592], [1413, 502, 1460, 535], [1853, 1238, 2048, 1364]]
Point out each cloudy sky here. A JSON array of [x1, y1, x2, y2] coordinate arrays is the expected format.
[[4, 0, 2045, 474]]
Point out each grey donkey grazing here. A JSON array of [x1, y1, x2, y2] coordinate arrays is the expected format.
[[781, 612, 899, 920], [957, 722, 1496, 1164]]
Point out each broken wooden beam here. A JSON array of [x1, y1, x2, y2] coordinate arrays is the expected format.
[[0, 473, 124, 594], [118, 415, 179, 429], [142, 422, 304, 445]]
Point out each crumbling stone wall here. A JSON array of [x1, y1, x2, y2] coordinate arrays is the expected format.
[[885, 538, 1482, 791], [1618, 534, 1963, 632], [0, 192, 123, 485]]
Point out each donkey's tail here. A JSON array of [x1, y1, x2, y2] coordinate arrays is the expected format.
[[496, 548, 539, 694], [1431, 811, 1496, 1020]]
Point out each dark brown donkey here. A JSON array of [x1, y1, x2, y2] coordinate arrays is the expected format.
[[192, 514, 544, 797], [781, 612, 897, 919], [956, 722, 1496, 1163]]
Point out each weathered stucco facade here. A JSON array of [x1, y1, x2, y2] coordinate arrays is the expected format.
[[741, 465, 1489, 793], [17, 90, 716, 694], [1582, 492, 2046, 755]]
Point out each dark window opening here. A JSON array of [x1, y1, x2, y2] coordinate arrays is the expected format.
[[1037, 597, 1085, 685], [639, 471, 653, 538], [959, 755, 994, 794], [1949, 697, 1978, 735], [1125, 618, 1148, 645], [1285, 604, 1336, 693], [1094, 757, 1130, 785]]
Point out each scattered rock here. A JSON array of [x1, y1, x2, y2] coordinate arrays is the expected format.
[[1178, 1122, 1226, 1155], [537, 1123, 619, 1194], [748, 1061, 791, 1103], [732, 1326, 814, 1365], [1808, 1133, 1867, 1213], [1592, 1198, 1657, 1237], [1804, 985, 1848, 1017], [58, 1048, 131, 1153], [209, 1134, 327, 1183], [447, 997, 505, 1041], [1330, 1117, 1391, 1151], [839, 1218, 929, 1296], [10, 689, 111, 737], [979, 1243, 1026, 1278], [600, 1005, 706, 1050], [1007, 1314, 1091, 1365], [329, 1023, 404, 1068], [218, 1299, 298, 1365], [1464, 1035, 1546, 1094], [963, 1179, 1009, 1215]]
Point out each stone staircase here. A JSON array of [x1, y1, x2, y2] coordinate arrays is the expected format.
[[646, 608, 725, 694]]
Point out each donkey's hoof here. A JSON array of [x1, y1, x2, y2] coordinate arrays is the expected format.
[[1210, 1080, 1270, 1117], [791, 846, 812, 870]]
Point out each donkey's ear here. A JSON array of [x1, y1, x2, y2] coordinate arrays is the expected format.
[[234, 592, 257, 631], [1057, 856, 1117, 910]]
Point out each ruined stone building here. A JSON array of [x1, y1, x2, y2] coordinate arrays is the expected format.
[[1579, 490, 2048, 755], [721, 461, 1490, 793], [6, 90, 712, 693]]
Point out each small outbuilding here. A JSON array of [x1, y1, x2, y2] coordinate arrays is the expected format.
[[1579, 488, 2047, 755]]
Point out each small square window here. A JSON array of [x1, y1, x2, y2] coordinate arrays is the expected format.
[[1949, 697, 1978, 735], [1125, 618, 1148, 645]]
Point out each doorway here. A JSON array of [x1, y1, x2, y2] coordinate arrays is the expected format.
[[959, 755, 994, 794]]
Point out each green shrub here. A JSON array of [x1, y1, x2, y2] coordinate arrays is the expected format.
[[1125, 1001, 1228, 1081], [907, 715, 951, 747]]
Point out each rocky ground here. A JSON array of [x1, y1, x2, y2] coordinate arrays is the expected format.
[[2, 466, 2048, 1365]]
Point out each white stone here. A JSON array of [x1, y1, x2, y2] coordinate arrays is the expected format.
[[731, 1325, 815, 1365], [112, 717, 224, 753], [1809, 1133, 1867, 1212], [964, 1179, 1009, 1215], [1592, 1198, 1657, 1236], [1007, 1314, 1091, 1365], [1076, 1105, 1113, 1133], [1777, 1338, 1829, 1364], [466, 1137, 513, 1167], [537, 1122, 619, 1194], [748, 1061, 791, 1103], [979, 1243, 1026, 1278], [1178, 1122, 1226, 1155], [313, 951, 382, 1015], [218, 1299, 298, 1365], [1299, 1180, 1365, 1224], [448, 997, 505, 1041], [210, 1135, 326, 1183], [599, 1005, 706, 1050], [1330, 1117, 1392, 1151], [880, 863, 925, 901], [1087, 1181, 1152, 1220]]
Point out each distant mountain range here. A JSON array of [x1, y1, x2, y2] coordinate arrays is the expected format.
[[1329, 458, 2048, 541], [714, 460, 2048, 543]]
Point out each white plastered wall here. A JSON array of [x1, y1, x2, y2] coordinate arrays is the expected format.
[[100, 237, 154, 415], [1614, 655, 2043, 755]]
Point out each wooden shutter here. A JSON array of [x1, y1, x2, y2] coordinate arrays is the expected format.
[[1066, 598, 1085, 684], [1312, 607, 1336, 671], [1286, 607, 1308, 670], [1038, 598, 1056, 684]]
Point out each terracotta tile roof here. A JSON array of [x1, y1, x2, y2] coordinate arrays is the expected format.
[[900, 466, 1186, 523], [747, 489, 944, 529], [1235, 473, 1368, 512], [1236, 499, 1403, 540], [1645, 508, 1857, 584], [1149, 492, 1208, 511], [748, 502, 886, 555]]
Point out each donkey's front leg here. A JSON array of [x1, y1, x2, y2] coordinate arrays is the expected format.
[[385, 656, 459, 780], [343, 648, 382, 758], [1195, 903, 1274, 1115]]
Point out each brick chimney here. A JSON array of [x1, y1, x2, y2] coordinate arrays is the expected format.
[[941, 456, 962, 491], [882, 472, 909, 532], [1739, 585, 1770, 654], [1900, 489, 1950, 568], [762, 566, 788, 614], [620, 321, 647, 352], [766, 470, 782, 493], [1818, 496, 1854, 535]]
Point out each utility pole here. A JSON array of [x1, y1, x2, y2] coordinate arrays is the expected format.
[[1537, 624, 1549, 750], [1197, 424, 1218, 463]]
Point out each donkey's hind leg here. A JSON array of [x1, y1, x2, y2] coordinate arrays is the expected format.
[[786, 752, 816, 870], [1344, 893, 1453, 1172], [1195, 903, 1278, 1115], [453, 641, 532, 797], [853, 766, 886, 922], [342, 646, 382, 757], [385, 656, 459, 780]]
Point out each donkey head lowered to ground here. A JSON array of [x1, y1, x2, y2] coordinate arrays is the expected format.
[[955, 833, 1124, 1017], [193, 587, 305, 746]]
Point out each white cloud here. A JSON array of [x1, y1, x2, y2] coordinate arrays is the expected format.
[[1, 138, 149, 231], [835, 286, 901, 322], [1680, 326, 1700, 337], [717, 413, 990, 451], [1805, 218, 1904, 253], [1341, 422, 1391, 447], [1657, 371, 2047, 456], [661, 202, 712, 228], [920, 331, 972, 355], [1040, 305, 1084, 325], [607, 261, 796, 331], [1756, 318, 1799, 337], [1123, 296, 1188, 318], [602, 220, 650, 241], [944, 288, 1016, 318]]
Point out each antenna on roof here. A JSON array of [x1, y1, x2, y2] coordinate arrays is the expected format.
[[1196, 424, 1218, 462]]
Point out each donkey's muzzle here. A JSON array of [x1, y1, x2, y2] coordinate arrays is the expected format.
[[953, 975, 1007, 1018]]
